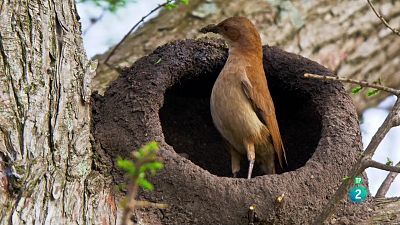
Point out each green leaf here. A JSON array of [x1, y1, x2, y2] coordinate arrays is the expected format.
[[143, 141, 158, 152], [351, 86, 363, 94], [165, 3, 176, 10], [133, 141, 159, 159], [386, 157, 393, 166], [146, 162, 164, 170], [342, 175, 350, 181], [137, 178, 154, 191], [116, 158, 136, 175], [180, 0, 189, 5], [366, 89, 379, 97], [140, 162, 164, 174]]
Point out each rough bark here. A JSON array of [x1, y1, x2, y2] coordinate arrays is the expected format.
[[0, 0, 116, 224], [93, 0, 400, 113]]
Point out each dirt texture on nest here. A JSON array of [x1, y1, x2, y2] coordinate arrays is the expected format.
[[93, 39, 366, 224]]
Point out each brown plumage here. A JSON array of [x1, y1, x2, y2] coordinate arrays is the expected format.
[[200, 16, 286, 179]]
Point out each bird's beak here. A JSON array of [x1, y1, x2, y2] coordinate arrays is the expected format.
[[199, 24, 220, 34]]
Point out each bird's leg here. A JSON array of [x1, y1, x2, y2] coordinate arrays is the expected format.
[[248, 160, 255, 179], [230, 147, 241, 178], [245, 141, 256, 179]]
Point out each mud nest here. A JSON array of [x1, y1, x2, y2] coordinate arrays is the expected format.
[[93, 39, 363, 224]]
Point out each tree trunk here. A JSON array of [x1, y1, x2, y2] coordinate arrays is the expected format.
[[93, 0, 400, 113], [0, 0, 116, 224]]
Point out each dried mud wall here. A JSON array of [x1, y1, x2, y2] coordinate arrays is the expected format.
[[93, 39, 365, 224]]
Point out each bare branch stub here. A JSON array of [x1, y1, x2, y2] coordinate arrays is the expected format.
[[367, 0, 400, 36], [376, 161, 400, 198]]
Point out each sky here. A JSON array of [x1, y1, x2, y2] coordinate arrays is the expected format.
[[77, 0, 165, 57], [360, 95, 399, 197], [76, 1, 399, 197]]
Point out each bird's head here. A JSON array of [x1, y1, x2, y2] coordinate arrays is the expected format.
[[200, 16, 262, 51]]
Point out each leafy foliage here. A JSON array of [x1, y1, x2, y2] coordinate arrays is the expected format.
[[117, 141, 164, 191]]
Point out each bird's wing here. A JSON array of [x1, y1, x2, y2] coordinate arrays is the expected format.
[[241, 67, 287, 167]]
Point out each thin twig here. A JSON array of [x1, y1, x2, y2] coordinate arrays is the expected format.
[[121, 154, 153, 225], [103, 0, 173, 65], [312, 99, 400, 225], [375, 160, 400, 198], [366, 159, 400, 173], [304, 73, 400, 96], [120, 151, 164, 225], [121, 167, 141, 225], [367, 0, 400, 36]]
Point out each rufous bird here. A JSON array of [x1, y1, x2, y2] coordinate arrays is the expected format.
[[200, 16, 287, 179]]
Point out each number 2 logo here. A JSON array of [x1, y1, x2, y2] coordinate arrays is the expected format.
[[354, 189, 362, 199], [348, 186, 367, 203]]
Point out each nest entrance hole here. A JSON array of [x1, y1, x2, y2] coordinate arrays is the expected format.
[[159, 71, 321, 178]]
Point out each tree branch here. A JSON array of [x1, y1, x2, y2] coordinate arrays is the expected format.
[[367, 0, 400, 36], [375, 160, 400, 198], [303, 73, 400, 96], [366, 160, 400, 173], [393, 112, 400, 127]]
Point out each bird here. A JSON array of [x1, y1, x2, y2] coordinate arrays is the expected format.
[[200, 16, 287, 179]]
